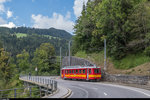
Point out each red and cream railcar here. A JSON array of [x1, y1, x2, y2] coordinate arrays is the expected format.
[[61, 65, 101, 81]]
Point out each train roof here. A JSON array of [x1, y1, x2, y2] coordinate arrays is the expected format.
[[62, 65, 101, 70]]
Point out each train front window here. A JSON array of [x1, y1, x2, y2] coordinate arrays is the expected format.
[[94, 69, 97, 73], [97, 69, 100, 73]]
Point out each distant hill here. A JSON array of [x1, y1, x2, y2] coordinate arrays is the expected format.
[[0, 27, 72, 40], [0, 27, 72, 57]]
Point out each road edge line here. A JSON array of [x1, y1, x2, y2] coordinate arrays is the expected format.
[[42, 88, 60, 98], [60, 87, 72, 98]]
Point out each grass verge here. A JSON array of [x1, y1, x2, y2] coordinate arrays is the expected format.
[[112, 52, 150, 69], [75, 51, 150, 70]]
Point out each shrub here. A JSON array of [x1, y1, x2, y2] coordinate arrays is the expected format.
[[144, 46, 150, 57]]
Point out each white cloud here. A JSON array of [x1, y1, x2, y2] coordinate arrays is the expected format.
[[7, 10, 13, 18], [0, 0, 16, 28], [0, 0, 10, 3], [0, 17, 6, 24], [0, 17, 16, 28], [0, 21, 16, 28], [0, 0, 11, 13], [0, 4, 4, 12], [31, 12, 74, 33], [73, 0, 88, 18]]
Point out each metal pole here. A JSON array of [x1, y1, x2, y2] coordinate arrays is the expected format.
[[104, 39, 107, 71], [60, 47, 62, 77], [14, 89, 17, 98], [29, 86, 32, 98], [39, 86, 41, 98], [47, 84, 49, 95], [69, 41, 71, 66]]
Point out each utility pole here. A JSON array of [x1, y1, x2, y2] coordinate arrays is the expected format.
[[104, 39, 107, 71], [69, 41, 71, 66], [60, 47, 62, 77]]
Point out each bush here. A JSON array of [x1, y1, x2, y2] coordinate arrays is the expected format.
[[144, 46, 150, 57]]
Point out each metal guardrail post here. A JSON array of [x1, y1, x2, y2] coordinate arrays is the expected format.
[[29, 86, 32, 98], [39, 86, 41, 98], [53, 81, 54, 91], [47, 84, 49, 95], [14, 89, 17, 98], [51, 81, 53, 93], [55, 81, 57, 91]]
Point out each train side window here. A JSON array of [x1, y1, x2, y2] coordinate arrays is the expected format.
[[73, 70, 74, 74], [83, 69, 85, 74], [89, 69, 91, 74], [76, 70, 78, 73], [68, 70, 69, 74], [70, 70, 71, 73], [79, 70, 81, 74]]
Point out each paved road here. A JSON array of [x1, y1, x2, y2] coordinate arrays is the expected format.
[[26, 76, 150, 98], [53, 78, 150, 98]]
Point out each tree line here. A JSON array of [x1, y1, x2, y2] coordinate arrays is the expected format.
[[72, 0, 150, 60], [0, 27, 72, 40], [0, 41, 59, 90]]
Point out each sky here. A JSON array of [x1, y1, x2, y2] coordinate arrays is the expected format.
[[0, 0, 88, 34]]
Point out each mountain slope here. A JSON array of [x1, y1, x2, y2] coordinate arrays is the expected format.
[[0, 27, 72, 40], [0, 27, 72, 57]]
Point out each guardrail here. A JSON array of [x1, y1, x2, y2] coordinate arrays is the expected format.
[[0, 75, 57, 98], [0, 86, 40, 98]]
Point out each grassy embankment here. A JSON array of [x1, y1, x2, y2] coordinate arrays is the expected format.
[[75, 51, 150, 75], [15, 33, 62, 40], [15, 33, 27, 38]]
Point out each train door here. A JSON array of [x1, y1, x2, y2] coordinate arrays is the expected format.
[[86, 68, 89, 80], [64, 70, 66, 79], [61, 70, 63, 78]]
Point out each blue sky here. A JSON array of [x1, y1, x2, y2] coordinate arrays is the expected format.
[[0, 0, 88, 33]]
